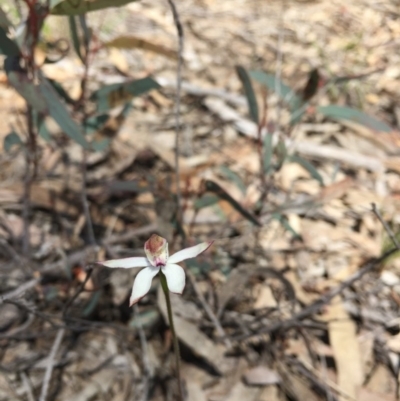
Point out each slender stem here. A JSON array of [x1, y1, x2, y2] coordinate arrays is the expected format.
[[167, 0, 184, 227], [159, 272, 184, 401]]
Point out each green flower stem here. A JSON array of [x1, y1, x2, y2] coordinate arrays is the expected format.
[[159, 272, 184, 400]]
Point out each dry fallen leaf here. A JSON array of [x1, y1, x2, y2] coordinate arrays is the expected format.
[[327, 296, 363, 401], [243, 365, 281, 386]]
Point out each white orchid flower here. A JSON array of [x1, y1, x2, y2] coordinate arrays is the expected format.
[[98, 234, 213, 306]]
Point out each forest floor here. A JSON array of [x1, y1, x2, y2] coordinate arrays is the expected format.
[[1, 0, 400, 400]]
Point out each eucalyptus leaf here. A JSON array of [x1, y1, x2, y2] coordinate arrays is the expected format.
[[84, 114, 109, 135], [289, 154, 324, 186], [204, 180, 261, 226], [50, 0, 139, 15], [236, 65, 259, 124], [5, 59, 89, 149], [91, 138, 110, 152], [272, 213, 301, 239], [0, 26, 18, 56], [219, 166, 246, 195], [263, 132, 273, 175], [4, 131, 23, 152], [68, 16, 83, 62], [91, 77, 160, 113], [318, 105, 392, 132], [194, 194, 219, 210], [0, 7, 12, 30], [249, 70, 302, 113], [39, 77, 89, 149]]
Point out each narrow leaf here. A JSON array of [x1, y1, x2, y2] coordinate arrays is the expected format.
[[236, 65, 259, 124], [79, 15, 91, 48], [68, 16, 83, 62], [47, 78, 75, 105], [0, 26, 18, 56], [204, 180, 261, 226], [263, 132, 273, 175], [194, 194, 219, 210], [91, 77, 160, 113], [38, 77, 89, 149], [91, 138, 110, 152], [318, 105, 392, 132], [275, 138, 287, 171], [50, 0, 139, 15], [272, 213, 301, 239], [249, 70, 302, 113], [0, 7, 12, 30], [289, 154, 324, 186], [302, 68, 320, 101], [4, 131, 23, 152], [84, 114, 109, 135], [6, 59, 89, 149], [219, 166, 246, 195]]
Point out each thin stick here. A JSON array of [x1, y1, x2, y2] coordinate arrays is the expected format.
[[186, 269, 231, 348], [371, 202, 400, 250], [22, 106, 35, 256], [134, 304, 151, 401], [167, 0, 184, 225], [274, 1, 285, 137], [21, 372, 35, 401], [159, 272, 184, 401], [39, 328, 65, 401], [234, 245, 399, 343], [78, 15, 97, 247]]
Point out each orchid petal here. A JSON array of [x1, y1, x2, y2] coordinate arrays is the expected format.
[[168, 241, 213, 264], [129, 266, 159, 306], [162, 263, 186, 294], [98, 257, 149, 269], [144, 234, 169, 266]]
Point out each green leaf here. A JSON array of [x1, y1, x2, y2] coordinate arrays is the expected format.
[[82, 291, 101, 317], [38, 77, 89, 149], [0, 7, 12, 30], [33, 111, 52, 143], [91, 138, 110, 152], [5, 60, 89, 149], [4, 131, 23, 152], [219, 166, 246, 195], [236, 65, 259, 124], [68, 16, 84, 62], [38, 120, 52, 142], [50, 0, 139, 15], [91, 77, 160, 113], [272, 213, 301, 239], [47, 78, 75, 105], [204, 180, 261, 226], [249, 70, 302, 113], [0, 27, 19, 56], [263, 132, 273, 175], [317, 105, 392, 132], [275, 138, 287, 171], [84, 114, 109, 135], [5, 64, 48, 113], [194, 194, 219, 210], [289, 154, 324, 186], [79, 15, 91, 48]]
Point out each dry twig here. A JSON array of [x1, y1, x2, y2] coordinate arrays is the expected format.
[[39, 328, 65, 401], [166, 0, 184, 226]]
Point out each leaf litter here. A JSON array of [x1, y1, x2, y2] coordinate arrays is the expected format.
[[1, 0, 400, 400]]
